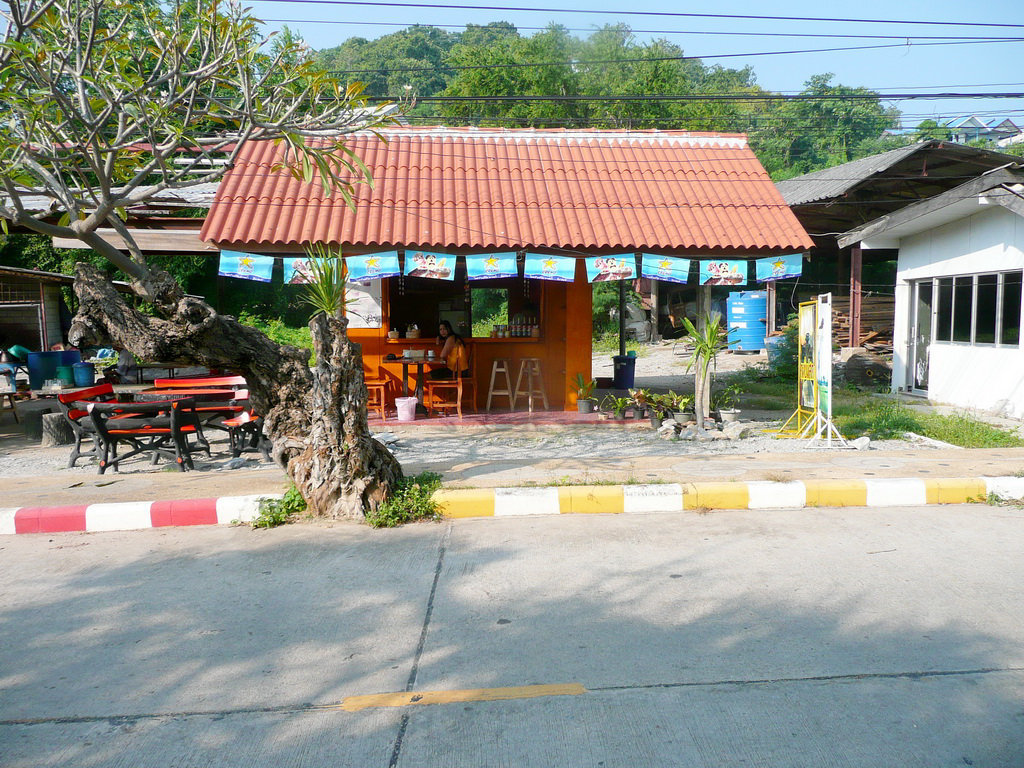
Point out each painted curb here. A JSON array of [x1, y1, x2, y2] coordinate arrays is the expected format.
[[434, 477, 1014, 519], [0, 494, 282, 535]]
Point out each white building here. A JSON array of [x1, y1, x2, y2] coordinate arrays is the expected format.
[[839, 167, 1024, 417]]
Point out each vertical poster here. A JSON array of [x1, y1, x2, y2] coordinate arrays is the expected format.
[[466, 252, 518, 280], [584, 254, 637, 282], [347, 252, 401, 282], [404, 250, 455, 280], [755, 254, 803, 282], [815, 293, 833, 417], [346, 280, 383, 329], [798, 300, 817, 410], [698, 260, 746, 286], [523, 253, 576, 282], [640, 254, 690, 284], [218, 250, 274, 282]]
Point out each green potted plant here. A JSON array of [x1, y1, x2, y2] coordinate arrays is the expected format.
[[573, 373, 597, 414], [601, 393, 631, 420], [710, 382, 743, 422], [629, 388, 652, 420]]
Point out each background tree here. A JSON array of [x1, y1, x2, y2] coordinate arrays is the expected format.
[[0, 0, 402, 518]]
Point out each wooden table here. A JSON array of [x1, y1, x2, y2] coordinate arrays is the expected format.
[[134, 388, 237, 403], [396, 357, 446, 403]]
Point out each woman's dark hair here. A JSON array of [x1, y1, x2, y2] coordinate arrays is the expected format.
[[438, 319, 463, 342]]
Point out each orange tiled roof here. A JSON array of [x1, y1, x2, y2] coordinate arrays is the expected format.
[[201, 127, 811, 252]]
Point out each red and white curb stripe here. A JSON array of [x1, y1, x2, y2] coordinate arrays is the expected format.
[[0, 495, 282, 535]]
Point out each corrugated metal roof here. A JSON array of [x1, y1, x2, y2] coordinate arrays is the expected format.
[[201, 127, 811, 252], [775, 143, 932, 206]]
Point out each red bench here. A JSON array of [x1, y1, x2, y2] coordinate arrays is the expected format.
[[88, 397, 210, 473], [57, 383, 118, 468]]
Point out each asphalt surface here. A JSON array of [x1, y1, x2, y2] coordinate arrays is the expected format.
[[3, 506, 1023, 767]]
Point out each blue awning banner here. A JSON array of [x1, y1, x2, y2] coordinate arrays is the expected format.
[[585, 254, 637, 283], [640, 254, 690, 284], [347, 252, 400, 282], [466, 252, 518, 280], [523, 253, 577, 282], [755, 254, 803, 282], [283, 257, 313, 284], [404, 250, 456, 280], [698, 259, 747, 286], [218, 250, 274, 283]]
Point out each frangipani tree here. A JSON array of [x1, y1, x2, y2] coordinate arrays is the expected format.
[[0, 0, 402, 517]]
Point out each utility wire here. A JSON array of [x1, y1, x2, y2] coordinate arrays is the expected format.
[[252, 1, 1024, 30], [323, 38, 1024, 75], [264, 17, 1024, 42]]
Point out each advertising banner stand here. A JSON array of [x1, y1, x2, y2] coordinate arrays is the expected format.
[[777, 293, 846, 446]]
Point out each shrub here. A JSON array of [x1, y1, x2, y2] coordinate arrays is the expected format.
[[252, 485, 307, 528], [766, 319, 799, 382], [366, 472, 443, 528]]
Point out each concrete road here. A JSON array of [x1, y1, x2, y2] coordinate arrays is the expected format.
[[2, 506, 1023, 767]]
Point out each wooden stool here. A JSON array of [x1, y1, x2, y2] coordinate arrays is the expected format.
[[365, 380, 390, 421], [0, 392, 19, 423], [486, 358, 516, 412], [512, 358, 549, 413]]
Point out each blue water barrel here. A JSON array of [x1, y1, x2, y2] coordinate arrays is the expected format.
[[55, 365, 75, 386], [73, 362, 96, 387], [59, 349, 82, 366], [726, 291, 768, 351], [27, 350, 60, 390]]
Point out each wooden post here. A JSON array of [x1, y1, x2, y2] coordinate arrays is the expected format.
[[849, 246, 863, 348], [766, 281, 777, 336]]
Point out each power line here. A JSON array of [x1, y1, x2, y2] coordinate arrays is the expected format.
[[266, 17, 1024, 42], [254, 1, 1024, 30], [324, 38, 1024, 75], [364, 92, 1024, 102]]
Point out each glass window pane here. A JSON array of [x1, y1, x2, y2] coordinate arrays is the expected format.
[[952, 276, 973, 342], [471, 287, 509, 337], [975, 274, 997, 343], [1001, 271, 1022, 346], [936, 278, 953, 342]]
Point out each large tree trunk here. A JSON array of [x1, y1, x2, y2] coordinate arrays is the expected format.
[[68, 262, 402, 518]]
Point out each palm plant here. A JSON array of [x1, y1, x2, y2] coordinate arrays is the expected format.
[[680, 312, 735, 430], [301, 243, 348, 319]]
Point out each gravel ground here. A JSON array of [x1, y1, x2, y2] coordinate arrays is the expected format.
[[0, 343, 927, 482]]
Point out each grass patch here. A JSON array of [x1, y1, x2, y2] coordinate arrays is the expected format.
[[251, 485, 307, 529], [833, 398, 1024, 448], [239, 312, 314, 362], [366, 472, 444, 528], [591, 331, 649, 357], [915, 412, 1024, 449]]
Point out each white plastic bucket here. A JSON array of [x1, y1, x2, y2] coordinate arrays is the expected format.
[[395, 397, 418, 421]]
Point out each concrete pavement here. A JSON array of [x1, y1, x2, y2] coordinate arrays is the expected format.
[[2, 507, 1023, 766]]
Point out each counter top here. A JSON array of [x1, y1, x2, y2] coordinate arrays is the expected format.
[[384, 336, 541, 344]]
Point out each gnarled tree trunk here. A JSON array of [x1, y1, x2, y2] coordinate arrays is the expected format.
[[68, 262, 401, 518]]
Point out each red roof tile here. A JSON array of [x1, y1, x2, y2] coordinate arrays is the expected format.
[[201, 127, 811, 252]]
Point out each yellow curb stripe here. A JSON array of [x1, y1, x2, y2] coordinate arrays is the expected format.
[[925, 478, 987, 504], [803, 480, 868, 507], [683, 482, 750, 510], [340, 683, 586, 712], [557, 486, 625, 514], [435, 489, 495, 518]]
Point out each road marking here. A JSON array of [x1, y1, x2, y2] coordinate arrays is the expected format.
[[340, 682, 586, 712]]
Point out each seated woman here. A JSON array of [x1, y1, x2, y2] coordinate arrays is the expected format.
[[430, 320, 469, 380]]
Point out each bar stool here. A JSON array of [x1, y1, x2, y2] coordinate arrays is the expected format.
[[513, 358, 549, 413], [486, 358, 516, 411]]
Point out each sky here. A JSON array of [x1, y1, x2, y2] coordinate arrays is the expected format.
[[248, 0, 1024, 128]]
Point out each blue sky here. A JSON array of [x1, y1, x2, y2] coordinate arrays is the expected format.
[[249, 0, 1024, 128]]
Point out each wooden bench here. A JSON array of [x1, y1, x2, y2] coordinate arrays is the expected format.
[[57, 383, 118, 467], [88, 397, 210, 474]]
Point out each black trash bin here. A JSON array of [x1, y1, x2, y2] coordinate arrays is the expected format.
[[612, 355, 636, 389]]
